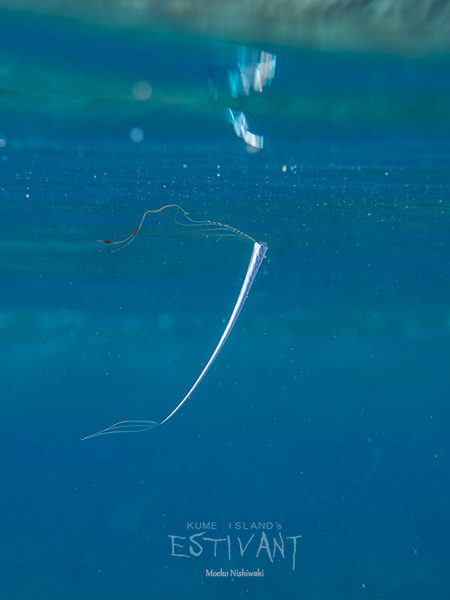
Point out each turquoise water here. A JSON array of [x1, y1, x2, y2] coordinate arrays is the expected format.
[[1, 9, 450, 600]]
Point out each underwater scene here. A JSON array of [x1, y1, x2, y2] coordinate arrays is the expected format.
[[1, 2, 450, 599]]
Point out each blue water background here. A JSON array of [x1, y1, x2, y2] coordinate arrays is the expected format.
[[1, 10, 450, 600]]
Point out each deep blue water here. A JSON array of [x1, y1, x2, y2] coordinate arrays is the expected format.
[[1, 9, 450, 600]]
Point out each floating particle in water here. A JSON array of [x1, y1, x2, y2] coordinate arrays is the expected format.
[[129, 127, 145, 142], [132, 80, 153, 101]]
